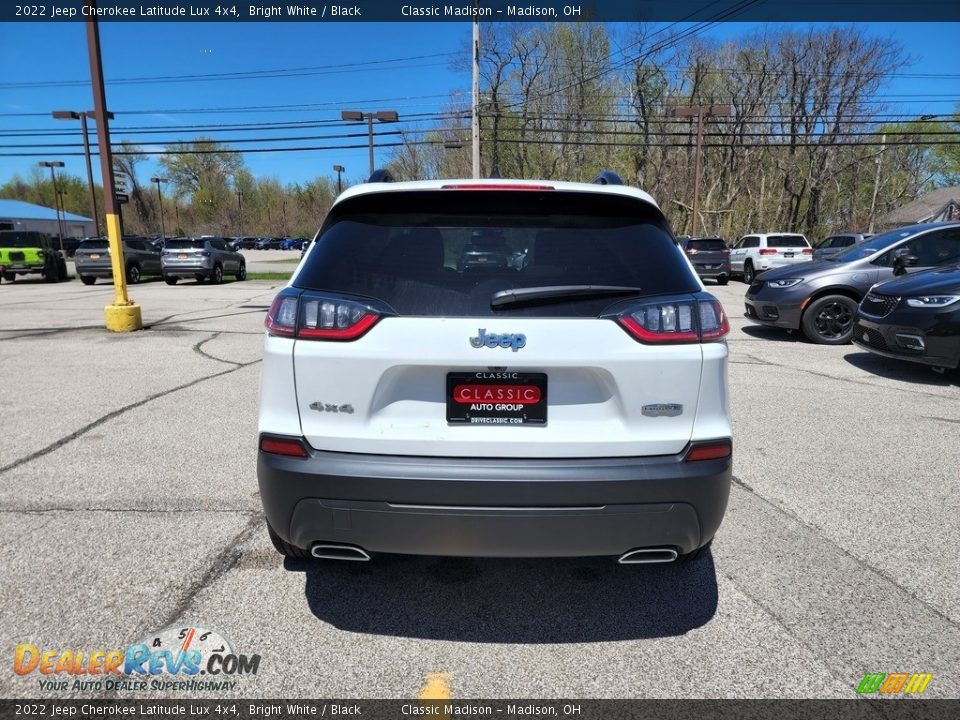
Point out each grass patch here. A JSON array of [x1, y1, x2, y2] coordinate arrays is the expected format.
[[262, 258, 302, 264], [247, 272, 293, 281]]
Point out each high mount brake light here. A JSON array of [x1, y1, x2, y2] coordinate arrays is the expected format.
[[265, 291, 382, 341], [615, 298, 729, 344], [440, 183, 555, 191]]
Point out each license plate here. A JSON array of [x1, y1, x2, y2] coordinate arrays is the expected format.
[[783, 252, 794, 258], [446, 372, 547, 426], [90, 254, 100, 260], [178, 254, 187, 260]]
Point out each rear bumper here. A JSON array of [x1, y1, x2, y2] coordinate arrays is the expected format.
[[258, 441, 732, 558], [77, 266, 114, 278], [162, 264, 210, 278]]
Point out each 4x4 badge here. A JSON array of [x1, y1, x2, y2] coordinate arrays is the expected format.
[[470, 328, 527, 352], [642, 403, 683, 417]]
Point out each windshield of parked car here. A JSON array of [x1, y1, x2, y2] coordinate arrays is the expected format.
[[686, 239, 728, 251], [164, 239, 207, 249], [0, 233, 44, 248], [830, 228, 918, 262], [767, 235, 809, 248], [296, 190, 698, 318]]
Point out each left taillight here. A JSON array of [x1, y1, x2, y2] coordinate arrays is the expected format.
[[265, 290, 384, 341], [613, 297, 729, 344], [259, 435, 309, 458]]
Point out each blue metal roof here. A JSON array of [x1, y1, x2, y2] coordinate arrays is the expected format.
[[0, 198, 92, 222]]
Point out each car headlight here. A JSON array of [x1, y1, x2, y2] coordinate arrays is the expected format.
[[766, 278, 803, 289], [905, 295, 960, 308]]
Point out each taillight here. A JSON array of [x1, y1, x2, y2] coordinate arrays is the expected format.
[[614, 297, 729, 344], [685, 440, 732, 462], [721, 248, 730, 254], [440, 183, 555, 191], [802, 248, 813, 255], [259, 435, 309, 458], [265, 290, 383, 341], [759, 248, 777, 255], [685, 248, 698, 255]]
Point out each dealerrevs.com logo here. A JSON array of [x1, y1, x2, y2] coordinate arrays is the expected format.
[[856, 673, 934, 696], [13, 625, 260, 693]]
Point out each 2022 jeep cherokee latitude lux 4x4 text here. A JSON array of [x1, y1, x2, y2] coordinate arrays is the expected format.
[[257, 175, 732, 564]]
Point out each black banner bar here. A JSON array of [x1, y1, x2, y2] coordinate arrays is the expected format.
[[3, 0, 960, 23], [2, 700, 960, 720]]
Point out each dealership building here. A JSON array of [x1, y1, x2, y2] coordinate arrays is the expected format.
[[0, 198, 95, 237]]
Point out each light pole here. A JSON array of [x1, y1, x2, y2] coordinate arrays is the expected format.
[[333, 164, 345, 194], [150, 177, 168, 240], [673, 104, 732, 236], [237, 189, 244, 236], [52, 109, 113, 238], [341, 110, 399, 176], [38, 161, 66, 255]]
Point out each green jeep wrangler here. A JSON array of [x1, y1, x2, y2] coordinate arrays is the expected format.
[[0, 231, 68, 283]]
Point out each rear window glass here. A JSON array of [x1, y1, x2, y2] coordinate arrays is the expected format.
[[687, 239, 727, 251], [0, 232, 44, 248], [79, 239, 109, 250], [295, 190, 699, 317], [165, 239, 206, 249], [767, 235, 809, 248]]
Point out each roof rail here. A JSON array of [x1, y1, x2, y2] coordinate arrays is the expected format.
[[367, 168, 396, 183], [591, 171, 624, 186]]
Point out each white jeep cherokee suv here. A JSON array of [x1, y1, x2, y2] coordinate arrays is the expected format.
[[730, 232, 812, 283], [258, 173, 732, 564]]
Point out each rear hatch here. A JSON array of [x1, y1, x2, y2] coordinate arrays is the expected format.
[[683, 238, 730, 269], [0, 233, 44, 266], [162, 238, 207, 265], [765, 234, 811, 260], [277, 188, 726, 458], [74, 239, 111, 270]]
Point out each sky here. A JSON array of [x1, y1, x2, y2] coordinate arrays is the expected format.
[[0, 20, 958, 190]]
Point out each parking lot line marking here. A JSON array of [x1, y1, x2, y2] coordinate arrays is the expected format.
[[418, 672, 452, 700]]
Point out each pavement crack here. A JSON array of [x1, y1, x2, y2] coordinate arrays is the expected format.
[[730, 477, 960, 632], [145, 512, 264, 634], [193, 332, 245, 367], [0, 360, 260, 476], [921, 415, 960, 425]]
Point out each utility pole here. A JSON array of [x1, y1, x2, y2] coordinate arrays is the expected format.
[[237, 189, 244, 237], [151, 177, 167, 240], [472, 0, 481, 179], [673, 104, 731, 236], [86, 0, 141, 332], [38, 161, 66, 256], [868, 134, 887, 234]]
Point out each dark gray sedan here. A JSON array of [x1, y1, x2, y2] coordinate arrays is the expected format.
[[161, 237, 247, 285], [744, 222, 960, 344]]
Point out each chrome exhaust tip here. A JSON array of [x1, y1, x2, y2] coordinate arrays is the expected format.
[[311, 543, 371, 561], [618, 547, 679, 564]]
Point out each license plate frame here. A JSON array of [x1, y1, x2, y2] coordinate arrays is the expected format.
[[783, 252, 795, 258], [446, 372, 547, 426]]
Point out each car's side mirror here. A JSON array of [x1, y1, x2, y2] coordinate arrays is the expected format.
[[893, 250, 919, 275]]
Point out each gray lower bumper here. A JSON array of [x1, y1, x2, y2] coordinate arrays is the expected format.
[[163, 266, 209, 277], [258, 442, 731, 558]]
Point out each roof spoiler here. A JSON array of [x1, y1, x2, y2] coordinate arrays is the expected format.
[[591, 171, 624, 186], [368, 168, 396, 183]]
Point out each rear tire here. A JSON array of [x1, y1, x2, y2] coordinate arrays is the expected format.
[[743, 262, 755, 284], [716, 276, 729, 286], [210, 263, 223, 285], [195, 274, 206, 283], [2, 272, 14, 282], [267, 522, 311, 560], [44, 258, 59, 283], [163, 275, 178, 286], [80, 276, 96, 286]]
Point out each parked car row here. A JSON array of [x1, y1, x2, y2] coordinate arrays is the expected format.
[[74, 235, 247, 286], [742, 222, 960, 369], [230, 236, 307, 251]]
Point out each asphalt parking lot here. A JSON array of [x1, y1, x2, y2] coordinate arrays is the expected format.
[[0, 273, 958, 700]]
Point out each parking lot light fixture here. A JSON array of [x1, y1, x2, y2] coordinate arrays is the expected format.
[[52, 109, 112, 239], [150, 177, 168, 241], [341, 110, 399, 176], [333, 164, 345, 194]]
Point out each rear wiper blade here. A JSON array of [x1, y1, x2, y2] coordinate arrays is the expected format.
[[491, 285, 644, 308]]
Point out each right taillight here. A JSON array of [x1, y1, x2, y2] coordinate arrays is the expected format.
[[265, 290, 384, 341], [685, 440, 732, 462], [614, 297, 729, 344]]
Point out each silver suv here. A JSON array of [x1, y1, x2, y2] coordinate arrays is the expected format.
[[161, 237, 247, 285], [75, 237, 161, 285], [257, 173, 732, 565]]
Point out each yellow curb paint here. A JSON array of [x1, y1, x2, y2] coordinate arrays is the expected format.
[[418, 672, 452, 700]]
